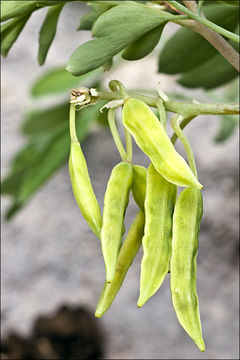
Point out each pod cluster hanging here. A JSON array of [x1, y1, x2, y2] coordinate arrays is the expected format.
[[68, 83, 205, 352]]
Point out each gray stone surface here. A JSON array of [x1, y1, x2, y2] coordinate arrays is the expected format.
[[1, 2, 239, 359]]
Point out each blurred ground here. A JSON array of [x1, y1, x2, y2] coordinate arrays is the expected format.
[[1, 2, 239, 359]]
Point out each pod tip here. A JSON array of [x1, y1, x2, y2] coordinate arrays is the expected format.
[[195, 338, 205, 352], [94, 310, 102, 318]]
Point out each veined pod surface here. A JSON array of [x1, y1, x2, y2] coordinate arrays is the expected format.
[[101, 161, 133, 283], [96, 211, 145, 318], [132, 164, 147, 211], [69, 142, 102, 238], [138, 163, 177, 307], [122, 99, 202, 189], [170, 187, 205, 352]]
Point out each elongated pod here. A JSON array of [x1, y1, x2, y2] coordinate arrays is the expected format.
[[138, 163, 177, 307], [69, 105, 102, 237], [170, 187, 205, 352], [101, 161, 133, 282], [96, 211, 144, 318], [122, 98, 202, 189]]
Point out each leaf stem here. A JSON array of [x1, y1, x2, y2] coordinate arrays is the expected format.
[[165, 0, 239, 43], [170, 114, 198, 178], [108, 108, 127, 161]]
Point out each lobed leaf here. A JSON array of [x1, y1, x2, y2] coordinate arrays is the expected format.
[[122, 24, 165, 61], [67, 2, 169, 76]]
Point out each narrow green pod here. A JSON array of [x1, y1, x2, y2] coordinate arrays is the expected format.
[[138, 163, 177, 307], [69, 141, 102, 238], [96, 211, 145, 318], [170, 187, 205, 352], [101, 162, 133, 283], [122, 99, 202, 189], [132, 164, 147, 211]]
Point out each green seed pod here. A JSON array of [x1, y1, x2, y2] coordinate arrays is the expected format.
[[132, 164, 147, 211], [122, 98, 203, 189], [101, 161, 133, 283], [69, 142, 102, 238], [95, 211, 145, 318], [170, 187, 205, 352], [138, 163, 177, 307]]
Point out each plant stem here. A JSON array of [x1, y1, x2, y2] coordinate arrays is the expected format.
[[156, 98, 166, 128], [97, 90, 240, 116], [124, 128, 132, 162], [166, 0, 239, 43], [170, 114, 198, 178], [108, 108, 127, 161], [69, 103, 78, 143]]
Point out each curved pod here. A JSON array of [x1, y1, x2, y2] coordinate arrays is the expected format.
[[170, 187, 205, 352], [101, 161, 133, 283], [69, 142, 102, 238], [138, 163, 177, 307], [122, 99, 202, 189]]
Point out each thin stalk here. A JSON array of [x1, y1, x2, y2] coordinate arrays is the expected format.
[[156, 98, 166, 128], [170, 114, 198, 178], [171, 115, 196, 144], [124, 128, 132, 162], [108, 108, 127, 161], [165, 0, 239, 43], [69, 103, 78, 143]]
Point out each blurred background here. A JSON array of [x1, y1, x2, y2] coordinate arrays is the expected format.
[[1, 2, 239, 359]]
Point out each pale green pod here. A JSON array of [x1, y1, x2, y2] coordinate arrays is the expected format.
[[138, 163, 177, 307], [101, 161, 133, 283], [69, 142, 102, 238], [122, 99, 203, 189], [132, 164, 147, 211], [170, 187, 205, 352], [95, 211, 144, 318]]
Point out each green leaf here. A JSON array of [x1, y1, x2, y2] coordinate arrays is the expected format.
[[67, 2, 168, 75], [211, 79, 239, 142], [22, 103, 69, 135], [38, 3, 64, 65], [1, 14, 30, 57], [214, 114, 238, 142], [122, 23, 165, 61], [177, 53, 238, 89], [178, 29, 239, 89], [36, 1, 69, 6], [31, 66, 101, 97], [78, 3, 111, 31], [1, 1, 37, 22], [158, 3, 239, 74]]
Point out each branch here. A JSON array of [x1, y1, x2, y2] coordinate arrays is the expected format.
[[166, 0, 239, 43], [97, 90, 240, 116], [179, 0, 239, 71]]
